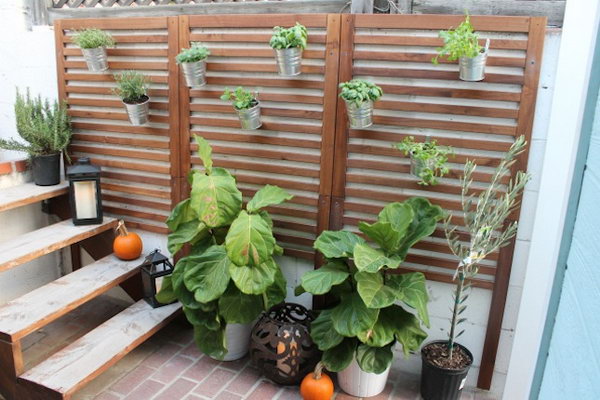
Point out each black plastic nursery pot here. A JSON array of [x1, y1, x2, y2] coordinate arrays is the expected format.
[[31, 153, 61, 186], [420, 341, 473, 400]]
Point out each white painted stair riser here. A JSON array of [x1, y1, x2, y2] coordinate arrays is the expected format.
[[338, 357, 391, 397], [220, 323, 253, 361]]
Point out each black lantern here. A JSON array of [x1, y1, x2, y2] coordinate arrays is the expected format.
[[141, 249, 175, 308], [66, 157, 103, 225]]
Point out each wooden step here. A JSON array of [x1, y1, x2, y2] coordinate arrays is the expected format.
[[18, 300, 181, 400], [0, 218, 117, 273], [0, 181, 69, 213], [0, 255, 141, 343]]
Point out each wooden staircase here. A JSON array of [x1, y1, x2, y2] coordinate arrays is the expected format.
[[0, 182, 181, 400]]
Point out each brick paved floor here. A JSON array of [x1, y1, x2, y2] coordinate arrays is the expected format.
[[10, 294, 498, 400]]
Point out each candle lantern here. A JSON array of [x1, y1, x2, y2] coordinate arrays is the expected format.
[[250, 303, 320, 385], [140, 249, 175, 308], [66, 157, 103, 226]]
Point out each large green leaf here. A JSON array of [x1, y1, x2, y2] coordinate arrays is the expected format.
[[331, 293, 380, 337], [389, 305, 428, 357], [167, 220, 207, 255], [358, 202, 413, 253], [194, 324, 227, 360], [191, 172, 242, 228], [356, 306, 400, 347], [225, 210, 276, 267], [166, 198, 197, 232], [194, 135, 213, 175], [388, 272, 430, 327], [353, 244, 400, 273], [356, 342, 394, 374], [264, 268, 287, 309], [397, 197, 444, 259], [310, 309, 344, 351], [322, 337, 356, 372], [246, 185, 293, 213], [171, 258, 203, 310], [155, 275, 177, 305], [229, 258, 278, 295], [183, 306, 220, 330], [183, 245, 231, 303], [314, 230, 366, 259], [218, 283, 264, 324], [189, 233, 216, 255], [355, 271, 398, 309], [300, 261, 349, 295]]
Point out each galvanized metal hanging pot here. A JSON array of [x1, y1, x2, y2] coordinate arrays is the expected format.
[[410, 152, 437, 179], [236, 102, 262, 130], [345, 100, 374, 129], [123, 96, 150, 126], [459, 39, 490, 82], [274, 47, 303, 77], [82, 47, 109, 72], [180, 60, 207, 87]]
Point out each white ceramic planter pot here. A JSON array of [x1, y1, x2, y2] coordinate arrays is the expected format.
[[338, 356, 391, 397], [219, 323, 253, 361]]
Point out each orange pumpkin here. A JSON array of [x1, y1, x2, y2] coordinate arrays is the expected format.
[[113, 220, 143, 260], [300, 362, 334, 400]]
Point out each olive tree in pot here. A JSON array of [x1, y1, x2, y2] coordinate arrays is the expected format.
[[0, 89, 71, 186], [433, 15, 490, 82], [420, 136, 530, 400], [339, 79, 383, 129], [221, 87, 262, 130], [73, 28, 115, 72], [176, 43, 210, 88], [395, 136, 453, 186], [297, 197, 444, 397], [114, 71, 150, 126], [156, 136, 293, 361], [269, 22, 308, 77]]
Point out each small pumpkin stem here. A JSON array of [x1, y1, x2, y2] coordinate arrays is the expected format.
[[313, 361, 324, 380], [116, 220, 129, 237]]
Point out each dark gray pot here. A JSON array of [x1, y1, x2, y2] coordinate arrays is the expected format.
[[31, 153, 61, 186]]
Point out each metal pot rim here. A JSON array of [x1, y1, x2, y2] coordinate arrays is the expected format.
[[122, 95, 150, 106], [235, 101, 260, 112]]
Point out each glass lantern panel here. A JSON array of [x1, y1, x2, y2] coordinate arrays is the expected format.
[[73, 181, 98, 219]]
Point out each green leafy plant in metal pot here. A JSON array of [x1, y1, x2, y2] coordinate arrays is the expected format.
[[296, 197, 444, 374], [221, 87, 258, 110], [113, 71, 149, 104], [339, 79, 383, 107], [176, 43, 210, 64], [432, 14, 482, 64], [156, 135, 293, 360], [395, 136, 453, 186], [72, 28, 115, 49], [269, 22, 308, 50]]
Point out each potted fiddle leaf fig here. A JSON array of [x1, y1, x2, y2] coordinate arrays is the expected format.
[[395, 136, 453, 186], [113, 71, 150, 126], [176, 43, 210, 87], [339, 79, 383, 129], [269, 22, 308, 76], [297, 197, 444, 397], [0, 89, 71, 186], [420, 136, 530, 400], [221, 87, 262, 130], [433, 14, 490, 81], [156, 135, 292, 361], [72, 28, 115, 72]]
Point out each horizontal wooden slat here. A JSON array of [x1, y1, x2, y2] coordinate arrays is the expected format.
[[66, 86, 169, 98], [207, 62, 325, 75], [190, 103, 323, 120], [375, 99, 519, 119], [354, 50, 526, 68], [64, 34, 168, 44], [353, 66, 524, 85], [191, 33, 327, 44], [378, 84, 521, 102], [190, 117, 322, 135], [102, 193, 171, 212], [193, 158, 320, 178], [206, 48, 325, 60], [206, 76, 324, 90], [192, 131, 321, 149], [188, 14, 328, 28], [353, 35, 528, 50], [73, 133, 169, 150], [61, 17, 168, 29], [64, 61, 167, 70], [101, 171, 170, 187], [101, 182, 170, 199], [190, 90, 323, 105], [63, 48, 168, 57], [72, 122, 170, 137], [65, 73, 168, 84], [371, 115, 517, 136], [68, 97, 169, 110], [353, 14, 531, 32], [69, 109, 169, 124], [103, 206, 167, 223]]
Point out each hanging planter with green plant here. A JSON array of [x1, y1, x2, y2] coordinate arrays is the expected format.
[[156, 135, 293, 361], [0, 89, 71, 186], [72, 28, 115, 72], [395, 136, 453, 186], [176, 43, 210, 88], [339, 79, 383, 129], [221, 87, 262, 130], [432, 15, 490, 82], [269, 22, 308, 77], [297, 197, 443, 397], [113, 71, 150, 126]]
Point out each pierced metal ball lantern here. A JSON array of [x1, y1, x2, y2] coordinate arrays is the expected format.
[[249, 303, 320, 385]]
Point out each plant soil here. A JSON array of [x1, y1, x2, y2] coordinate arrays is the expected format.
[[123, 95, 149, 105], [235, 100, 259, 111], [422, 342, 472, 370]]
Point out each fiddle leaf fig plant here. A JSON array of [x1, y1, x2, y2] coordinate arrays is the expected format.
[[156, 135, 293, 360], [395, 136, 453, 186], [298, 197, 444, 374]]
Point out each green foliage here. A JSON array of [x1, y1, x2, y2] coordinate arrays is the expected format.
[[156, 135, 292, 359], [339, 79, 383, 108], [220, 87, 258, 110], [113, 71, 148, 104], [300, 198, 444, 373], [0, 89, 72, 158], [433, 15, 482, 64], [72, 28, 115, 49], [269, 22, 308, 50], [176, 43, 210, 64], [395, 136, 453, 186]]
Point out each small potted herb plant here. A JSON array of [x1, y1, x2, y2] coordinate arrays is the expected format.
[[339, 79, 383, 129], [395, 136, 453, 186], [269, 22, 308, 77], [0, 89, 71, 186], [176, 43, 210, 88], [298, 197, 443, 397], [433, 15, 490, 81], [156, 136, 292, 361], [72, 28, 115, 72], [221, 87, 262, 130], [113, 71, 150, 126], [420, 136, 530, 400]]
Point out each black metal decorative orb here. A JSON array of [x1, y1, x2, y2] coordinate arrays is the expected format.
[[250, 303, 320, 385]]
